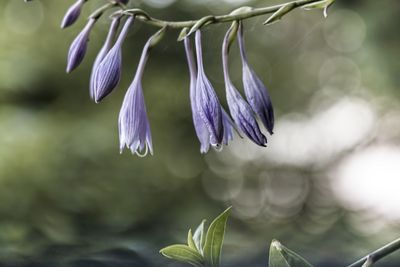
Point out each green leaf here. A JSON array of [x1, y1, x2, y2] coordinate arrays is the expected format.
[[160, 244, 204, 267], [188, 229, 198, 251], [203, 207, 231, 267], [193, 220, 206, 254], [269, 240, 313, 267]]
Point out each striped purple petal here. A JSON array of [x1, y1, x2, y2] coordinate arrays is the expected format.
[[119, 35, 155, 156], [222, 108, 235, 146], [194, 30, 223, 147], [184, 35, 210, 153], [238, 22, 275, 135]]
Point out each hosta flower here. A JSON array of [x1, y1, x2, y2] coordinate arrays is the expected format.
[[61, 0, 86, 29], [119, 33, 159, 156], [66, 18, 96, 73], [238, 22, 275, 135], [184, 35, 235, 153], [184, 36, 210, 153], [194, 31, 224, 147], [92, 16, 134, 103], [222, 25, 267, 146], [90, 16, 121, 100]]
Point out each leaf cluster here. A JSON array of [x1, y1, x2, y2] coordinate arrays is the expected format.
[[160, 207, 314, 267]]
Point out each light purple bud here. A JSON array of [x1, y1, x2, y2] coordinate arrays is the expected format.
[[66, 18, 96, 73], [119, 36, 154, 156], [93, 16, 133, 103], [194, 31, 224, 147], [238, 22, 275, 135], [223, 25, 267, 147], [61, 0, 86, 29], [90, 16, 121, 100], [184, 36, 210, 153]]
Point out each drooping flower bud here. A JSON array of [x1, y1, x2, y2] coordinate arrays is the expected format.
[[194, 30, 224, 148], [61, 0, 86, 29], [238, 22, 275, 135], [184, 31, 235, 153], [119, 28, 165, 156], [92, 16, 134, 103], [66, 18, 96, 73], [89, 16, 121, 100], [184, 33, 210, 153], [223, 24, 267, 146]]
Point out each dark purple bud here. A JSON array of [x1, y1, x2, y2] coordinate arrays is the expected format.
[[119, 28, 165, 156], [61, 0, 86, 29], [92, 16, 133, 103], [238, 22, 275, 135], [118, 0, 130, 4], [223, 25, 267, 147], [90, 16, 121, 100], [66, 18, 95, 73], [194, 31, 224, 148]]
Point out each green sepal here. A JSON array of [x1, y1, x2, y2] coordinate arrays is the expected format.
[[264, 3, 296, 25]]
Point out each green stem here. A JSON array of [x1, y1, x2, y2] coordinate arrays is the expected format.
[[90, 2, 116, 20], [121, 0, 324, 29], [347, 238, 400, 267]]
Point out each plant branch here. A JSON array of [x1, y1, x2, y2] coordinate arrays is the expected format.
[[119, 0, 325, 29], [347, 238, 400, 267]]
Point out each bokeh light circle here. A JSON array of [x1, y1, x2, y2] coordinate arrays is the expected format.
[[324, 9, 366, 53]]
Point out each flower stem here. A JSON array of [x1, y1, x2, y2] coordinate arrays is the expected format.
[[347, 238, 400, 267], [121, 0, 325, 29]]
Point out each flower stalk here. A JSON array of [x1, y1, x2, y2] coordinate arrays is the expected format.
[[347, 238, 400, 267], [122, 0, 331, 30]]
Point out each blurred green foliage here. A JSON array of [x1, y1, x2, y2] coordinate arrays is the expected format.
[[0, 0, 399, 266]]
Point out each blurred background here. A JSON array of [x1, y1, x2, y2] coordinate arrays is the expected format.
[[0, 0, 399, 266]]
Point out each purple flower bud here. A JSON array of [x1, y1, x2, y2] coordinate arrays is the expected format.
[[119, 34, 155, 156], [185, 34, 235, 153], [66, 18, 95, 73], [184, 36, 210, 153], [92, 16, 133, 103], [194, 31, 224, 147], [238, 22, 275, 135], [90, 16, 121, 100], [223, 25, 267, 147], [61, 0, 86, 29]]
